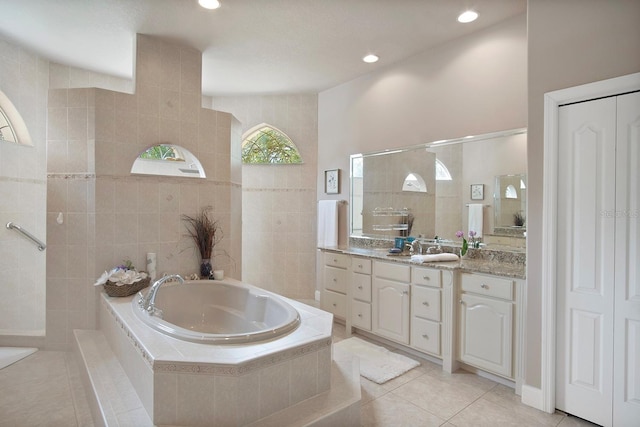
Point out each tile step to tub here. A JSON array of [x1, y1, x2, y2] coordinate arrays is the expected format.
[[73, 329, 153, 427], [74, 328, 361, 427]]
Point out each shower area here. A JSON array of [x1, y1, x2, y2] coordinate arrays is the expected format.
[[0, 41, 49, 366]]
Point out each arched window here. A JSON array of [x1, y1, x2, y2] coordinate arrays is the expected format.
[[435, 159, 452, 181], [242, 124, 303, 164]]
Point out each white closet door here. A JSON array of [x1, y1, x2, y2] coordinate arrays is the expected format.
[[556, 97, 616, 426], [613, 91, 640, 426]]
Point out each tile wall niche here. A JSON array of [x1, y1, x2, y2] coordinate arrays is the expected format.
[[211, 95, 318, 300], [0, 37, 48, 340], [45, 34, 242, 350]]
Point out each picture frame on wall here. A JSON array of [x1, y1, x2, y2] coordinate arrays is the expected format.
[[325, 169, 340, 194], [470, 183, 484, 200]]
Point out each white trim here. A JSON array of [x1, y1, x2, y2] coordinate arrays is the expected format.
[[521, 384, 544, 411], [541, 72, 640, 415]]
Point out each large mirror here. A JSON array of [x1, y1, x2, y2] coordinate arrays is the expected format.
[[350, 128, 526, 243], [494, 174, 526, 234]]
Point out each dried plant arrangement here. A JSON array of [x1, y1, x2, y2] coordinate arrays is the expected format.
[[182, 207, 223, 275]]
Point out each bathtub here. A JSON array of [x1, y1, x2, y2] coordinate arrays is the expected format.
[[132, 279, 301, 344], [97, 278, 335, 426]]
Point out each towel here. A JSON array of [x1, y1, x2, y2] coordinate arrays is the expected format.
[[468, 203, 484, 237], [411, 253, 459, 263], [317, 200, 339, 247]]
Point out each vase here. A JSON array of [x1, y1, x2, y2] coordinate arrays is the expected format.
[[200, 258, 212, 279]]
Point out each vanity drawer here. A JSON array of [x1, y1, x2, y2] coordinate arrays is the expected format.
[[374, 261, 410, 282], [352, 257, 372, 275], [461, 273, 514, 301], [351, 300, 371, 330], [322, 290, 346, 319], [324, 266, 348, 294], [411, 285, 441, 321], [411, 317, 440, 356], [324, 252, 350, 269], [411, 267, 441, 288], [352, 272, 372, 302]]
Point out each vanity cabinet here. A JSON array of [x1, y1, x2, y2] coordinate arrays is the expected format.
[[410, 266, 442, 356], [372, 261, 411, 344], [458, 272, 514, 378], [350, 257, 372, 330], [321, 252, 350, 319]]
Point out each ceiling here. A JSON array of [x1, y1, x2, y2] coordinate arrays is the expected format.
[[0, 0, 526, 96]]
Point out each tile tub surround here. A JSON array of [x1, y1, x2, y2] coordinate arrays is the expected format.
[[98, 280, 334, 426]]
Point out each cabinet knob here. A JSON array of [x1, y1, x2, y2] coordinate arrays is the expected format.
[[423, 276, 430, 280], [459, 299, 463, 304], [358, 264, 363, 268], [357, 285, 363, 289], [402, 290, 409, 295], [333, 278, 337, 282], [358, 313, 362, 317], [422, 334, 429, 339], [422, 301, 429, 306], [332, 303, 337, 307], [481, 284, 489, 289]]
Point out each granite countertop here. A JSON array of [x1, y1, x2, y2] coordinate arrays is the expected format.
[[320, 246, 526, 280]]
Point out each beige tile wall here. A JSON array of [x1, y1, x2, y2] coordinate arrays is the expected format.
[[45, 34, 241, 350], [212, 95, 318, 299], [0, 37, 48, 336]]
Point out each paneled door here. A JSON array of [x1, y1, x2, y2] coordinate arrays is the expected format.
[[556, 91, 640, 427], [613, 91, 640, 426]]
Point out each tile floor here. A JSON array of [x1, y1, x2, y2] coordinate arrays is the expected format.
[[0, 322, 600, 427]]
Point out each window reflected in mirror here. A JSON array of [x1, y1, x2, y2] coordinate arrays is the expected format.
[[131, 144, 206, 178]]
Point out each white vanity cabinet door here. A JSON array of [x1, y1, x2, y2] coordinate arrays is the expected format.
[[352, 258, 372, 275], [411, 285, 441, 322], [351, 299, 371, 330], [459, 292, 513, 377], [411, 317, 440, 355], [323, 290, 347, 319], [351, 272, 372, 302], [321, 251, 350, 320], [324, 266, 348, 294], [372, 278, 410, 344]]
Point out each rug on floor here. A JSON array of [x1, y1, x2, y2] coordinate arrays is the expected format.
[[333, 337, 420, 384]]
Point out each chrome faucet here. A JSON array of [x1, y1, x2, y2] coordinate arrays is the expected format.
[[139, 274, 184, 313]]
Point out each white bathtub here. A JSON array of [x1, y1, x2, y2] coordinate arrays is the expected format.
[[132, 279, 301, 344], [98, 278, 335, 426]]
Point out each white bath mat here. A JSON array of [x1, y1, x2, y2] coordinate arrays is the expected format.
[[333, 337, 419, 384]]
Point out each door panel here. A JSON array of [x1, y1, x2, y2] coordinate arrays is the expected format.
[[613, 91, 640, 426], [557, 97, 616, 426]]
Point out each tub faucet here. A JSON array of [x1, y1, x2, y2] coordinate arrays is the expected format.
[[139, 274, 184, 313]]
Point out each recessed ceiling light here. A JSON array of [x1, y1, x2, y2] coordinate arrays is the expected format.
[[199, 0, 221, 10], [363, 54, 379, 63], [457, 10, 478, 23]]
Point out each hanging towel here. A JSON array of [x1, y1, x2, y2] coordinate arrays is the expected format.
[[468, 203, 484, 237], [317, 200, 339, 247]]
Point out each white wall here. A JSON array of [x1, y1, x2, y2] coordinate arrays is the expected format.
[[318, 14, 528, 206], [526, 0, 640, 389]]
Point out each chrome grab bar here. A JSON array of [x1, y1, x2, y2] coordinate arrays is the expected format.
[[6, 222, 46, 251]]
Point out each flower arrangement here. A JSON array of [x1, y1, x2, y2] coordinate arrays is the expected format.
[[182, 207, 223, 278], [456, 230, 480, 256], [94, 259, 150, 297]]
